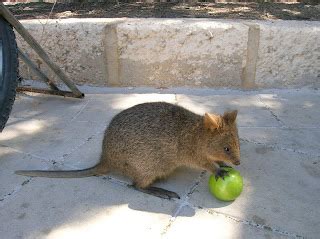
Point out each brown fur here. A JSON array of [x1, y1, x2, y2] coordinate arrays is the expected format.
[[16, 102, 240, 189]]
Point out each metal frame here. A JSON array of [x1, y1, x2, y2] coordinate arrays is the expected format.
[[0, 39, 3, 84], [0, 3, 84, 98]]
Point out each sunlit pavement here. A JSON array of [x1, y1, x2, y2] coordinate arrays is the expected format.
[[0, 87, 319, 239]]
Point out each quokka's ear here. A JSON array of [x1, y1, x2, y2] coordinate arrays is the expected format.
[[204, 113, 223, 130], [223, 110, 238, 124]]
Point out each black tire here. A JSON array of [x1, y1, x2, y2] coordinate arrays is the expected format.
[[0, 16, 19, 132]]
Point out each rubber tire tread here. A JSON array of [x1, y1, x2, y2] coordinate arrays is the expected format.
[[0, 17, 18, 132]]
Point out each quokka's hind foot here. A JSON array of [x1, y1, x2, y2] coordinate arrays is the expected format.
[[128, 184, 180, 200]]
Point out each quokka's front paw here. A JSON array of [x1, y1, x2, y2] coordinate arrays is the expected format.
[[215, 167, 229, 180]]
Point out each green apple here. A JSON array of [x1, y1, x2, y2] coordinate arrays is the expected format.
[[208, 167, 243, 201]]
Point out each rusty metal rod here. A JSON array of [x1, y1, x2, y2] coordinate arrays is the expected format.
[[18, 48, 60, 91], [17, 86, 82, 98], [0, 3, 84, 98]]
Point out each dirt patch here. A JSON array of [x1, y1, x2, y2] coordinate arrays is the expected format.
[[6, 2, 320, 21]]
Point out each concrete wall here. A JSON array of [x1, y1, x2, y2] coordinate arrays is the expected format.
[[17, 18, 320, 88]]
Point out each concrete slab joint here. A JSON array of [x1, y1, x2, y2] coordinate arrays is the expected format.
[[103, 23, 121, 86], [242, 24, 260, 89], [17, 19, 320, 88]]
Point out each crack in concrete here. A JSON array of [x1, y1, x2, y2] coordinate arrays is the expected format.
[[160, 216, 177, 238], [3, 145, 73, 170], [0, 178, 33, 208], [185, 170, 207, 199], [0, 143, 57, 166], [161, 170, 207, 236], [58, 129, 105, 167], [69, 98, 92, 123], [240, 138, 320, 158], [258, 95, 286, 127], [201, 207, 304, 238]]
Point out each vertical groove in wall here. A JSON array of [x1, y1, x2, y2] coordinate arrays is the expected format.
[[103, 23, 120, 86], [242, 24, 260, 89]]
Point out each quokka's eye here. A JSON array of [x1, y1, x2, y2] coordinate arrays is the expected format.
[[224, 147, 230, 152]]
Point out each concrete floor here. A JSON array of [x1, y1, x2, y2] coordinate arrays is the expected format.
[[0, 87, 319, 239]]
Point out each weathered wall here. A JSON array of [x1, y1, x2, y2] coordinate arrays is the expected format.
[[17, 19, 120, 86], [256, 21, 320, 88], [17, 18, 320, 88], [105, 19, 248, 87]]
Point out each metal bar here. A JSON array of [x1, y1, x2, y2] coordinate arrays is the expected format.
[[18, 48, 60, 91], [0, 3, 84, 98], [16, 86, 82, 98], [0, 40, 3, 84]]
